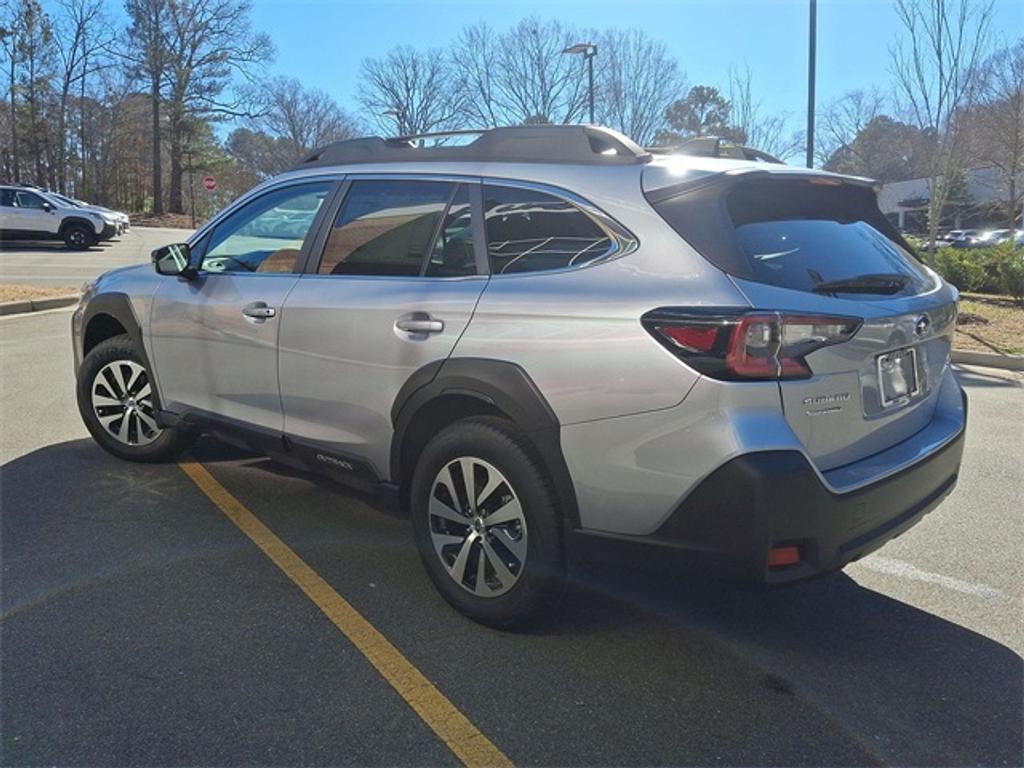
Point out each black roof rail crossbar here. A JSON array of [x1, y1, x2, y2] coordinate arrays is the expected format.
[[297, 125, 652, 169], [647, 136, 784, 165]]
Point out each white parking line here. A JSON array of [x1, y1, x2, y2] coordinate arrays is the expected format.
[[855, 555, 1007, 599]]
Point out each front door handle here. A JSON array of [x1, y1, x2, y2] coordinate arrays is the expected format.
[[242, 301, 276, 320], [395, 313, 444, 334]]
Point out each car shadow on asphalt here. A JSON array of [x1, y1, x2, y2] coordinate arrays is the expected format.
[[955, 365, 1022, 388], [4, 437, 1022, 766]]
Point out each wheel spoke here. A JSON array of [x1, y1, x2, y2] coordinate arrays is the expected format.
[[481, 538, 516, 590], [135, 383, 152, 402], [108, 364, 129, 399], [491, 528, 526, 564], [97, 411, 123, 429], [475, 546, 489, 594], [91, 392, 122, 408], [436, 464, 461, 514], [448, 533, 477, 584], [124, 364, 145, 395], [429, 495, 467, 525], [459, 458, 477, 514], [136, 409, 159, 434], [476, 469, 505, 511], [486, 497, 523, 527], [117, 411, 132, 441]]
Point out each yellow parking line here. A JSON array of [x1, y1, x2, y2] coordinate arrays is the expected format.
[[178, 460, 513, 768]]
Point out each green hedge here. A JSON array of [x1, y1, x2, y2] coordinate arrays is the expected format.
[[931, 246, 1024, 305]]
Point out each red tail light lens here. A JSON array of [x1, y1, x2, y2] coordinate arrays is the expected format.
[[645, 309, 861, 381]]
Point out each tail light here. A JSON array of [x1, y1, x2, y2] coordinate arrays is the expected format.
[[643, 308, 861, 381]]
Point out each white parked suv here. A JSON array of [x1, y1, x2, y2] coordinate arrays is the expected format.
[[0, 184, 117, 249]]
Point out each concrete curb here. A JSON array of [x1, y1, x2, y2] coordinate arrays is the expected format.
[[0, 294, 79, 317], [952, 349, 1024, 371]]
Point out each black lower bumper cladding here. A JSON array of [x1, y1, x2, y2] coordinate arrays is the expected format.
[[571, 407, 966, 585]]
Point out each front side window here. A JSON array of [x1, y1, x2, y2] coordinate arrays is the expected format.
[[318, 180, 458, 277], [14, 191, 47, 209], [482, 185, 612, 274], [201, 182, 332, 274], [0, 189, 15, 207]]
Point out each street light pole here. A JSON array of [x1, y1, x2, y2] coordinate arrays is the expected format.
[[563, 43, 598, 124], [806, 0, 817, 168]]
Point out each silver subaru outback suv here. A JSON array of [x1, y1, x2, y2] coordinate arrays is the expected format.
[[72, 126, 966, 626]]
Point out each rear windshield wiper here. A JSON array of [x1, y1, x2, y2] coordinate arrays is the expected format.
[[812, 274, 909, 295]]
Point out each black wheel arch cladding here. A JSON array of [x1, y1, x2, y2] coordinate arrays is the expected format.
[[391, 358, 581, 528]]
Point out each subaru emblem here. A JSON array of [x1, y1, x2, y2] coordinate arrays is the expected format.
[[914, 315, 930, 337]]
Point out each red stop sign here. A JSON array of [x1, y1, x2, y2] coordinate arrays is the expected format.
[[202, 175, 217, 191]]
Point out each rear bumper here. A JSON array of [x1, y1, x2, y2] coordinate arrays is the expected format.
[[569, 388, 966, 584]]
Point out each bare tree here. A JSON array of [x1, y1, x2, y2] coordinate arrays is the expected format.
[[247, 76, 360, 170], [890, 0, 995, 252], [491, 17, 590, 125], [596, 29, 683, 145], [817, 88, 887, 166], [449, 22, 501, 128], [966, 40, 1024, 232], [727, 65, 803, 160], [162, 0, 273, 213], [52, 0, 113, 193], [0, 0, 22, 181], [359, 44, 463, 135]]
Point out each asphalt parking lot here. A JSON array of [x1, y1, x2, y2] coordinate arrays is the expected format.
[[1, 228, 192, 288], [1, 306, 1022, 765]]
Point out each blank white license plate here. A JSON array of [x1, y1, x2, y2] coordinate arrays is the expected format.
[[877, 347, 919, 406]]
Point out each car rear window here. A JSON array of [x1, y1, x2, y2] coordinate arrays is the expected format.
[[650, 177, 932, 297]]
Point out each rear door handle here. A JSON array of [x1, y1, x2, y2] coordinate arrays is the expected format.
[[242, 301, 276, 320], [395, 313, 444, 334]]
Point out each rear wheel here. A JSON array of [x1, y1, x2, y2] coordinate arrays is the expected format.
[[76, 335, 194, 462], [410, 417, 564, 627], [63, 223, 95, 250]]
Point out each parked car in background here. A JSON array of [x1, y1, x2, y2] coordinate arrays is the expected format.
[[71, 126, 967, 626], [0, 184, 116, 249], [974, 229, 1012, 246], [950, 229, 984, 248], [45, 191, 130, 236]]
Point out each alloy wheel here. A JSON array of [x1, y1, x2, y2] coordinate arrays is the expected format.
[[91, 360, 161, 446], [428, 457, 528, 597]]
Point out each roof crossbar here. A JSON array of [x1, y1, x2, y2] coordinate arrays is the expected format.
[[297, 125, 652, 169]]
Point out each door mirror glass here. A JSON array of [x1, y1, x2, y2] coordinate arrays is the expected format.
[[152, 242, 197, 277]]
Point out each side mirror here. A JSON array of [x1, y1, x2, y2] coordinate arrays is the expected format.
[[42, 201, 53, 212], [152, 242, 199, 279]]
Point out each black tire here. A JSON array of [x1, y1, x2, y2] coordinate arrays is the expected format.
[[76, 334, 194, 462], [63, 222, 96, 250], [410, 416, 564, 628]]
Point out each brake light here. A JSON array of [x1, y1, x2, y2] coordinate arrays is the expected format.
[[644, 309, 861, 381]]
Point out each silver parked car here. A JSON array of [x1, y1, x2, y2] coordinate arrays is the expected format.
[[72, 126, 967, 626]]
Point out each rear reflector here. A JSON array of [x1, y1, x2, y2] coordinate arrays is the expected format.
[[767, 546, 801, 568], [643, 308, 861, 381]]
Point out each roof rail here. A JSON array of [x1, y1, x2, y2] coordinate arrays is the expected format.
[[648, 136, 785, 165], [297, 125, 652, 169]]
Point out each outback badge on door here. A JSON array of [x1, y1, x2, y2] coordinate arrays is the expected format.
[[878, 347, 920, 406]]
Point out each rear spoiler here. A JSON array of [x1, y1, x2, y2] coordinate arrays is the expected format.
[[647, 137, 785, 165]]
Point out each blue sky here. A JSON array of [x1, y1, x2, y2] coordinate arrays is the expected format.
[[252, 0, 1021, 134]]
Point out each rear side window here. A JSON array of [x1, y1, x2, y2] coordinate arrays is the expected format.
[[482, 185, 612, 274], [320, 180, 455, 277], [650, 178, 931, 297]]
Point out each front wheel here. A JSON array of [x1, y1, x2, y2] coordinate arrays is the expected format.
[[76, 334, 194, 462], [63, 223, 95, 250], [410, 417, 564, 627]]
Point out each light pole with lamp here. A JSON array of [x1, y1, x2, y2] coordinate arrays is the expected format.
[[382, 108, 407, 136], [562, 43, 597, 124]]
